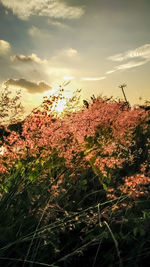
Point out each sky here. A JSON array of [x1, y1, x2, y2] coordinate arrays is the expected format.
[[0, 0, 150, 115]]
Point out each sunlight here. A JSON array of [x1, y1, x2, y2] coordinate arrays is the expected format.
[[41, 84, 77, 114], [54, 98, 67, 113], [42, 88, 69, 114]]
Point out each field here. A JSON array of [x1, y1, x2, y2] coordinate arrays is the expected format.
[[0, 88, 150, 267]]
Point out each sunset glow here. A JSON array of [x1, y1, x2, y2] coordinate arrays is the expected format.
[[0, 0, 150, 112], [54, 98, 67, 113], [0, 2, 150, 266]]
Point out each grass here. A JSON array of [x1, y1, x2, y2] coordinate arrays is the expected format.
[[0, 92, 150, 266]]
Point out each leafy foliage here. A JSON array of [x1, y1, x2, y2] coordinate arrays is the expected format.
[[0, 88, 150, 266], [0, 86, 24, 125]]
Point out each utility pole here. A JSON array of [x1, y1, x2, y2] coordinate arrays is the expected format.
[[119, 84, 128, 103]]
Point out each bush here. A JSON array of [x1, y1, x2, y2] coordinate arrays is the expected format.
[[0, 89, 150, 266]]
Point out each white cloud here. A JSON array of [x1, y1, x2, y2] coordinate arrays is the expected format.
[[108, 53, 125, 62], [116, 60, 148, 70], [65, 48, 78, 57], [47, 18, 69, 29], [28, 26, 51, 38], [45, 66, 72, 79], [63, 76, 75, 81], [50, 48, 79, 66], [108, 44, 150, 62], [81, 76, 106, 81], [3, 45, 79, 89], [106, 70, 116, 74], [5, 78, 52, 94], [10, 53, 47, 64], [1, 0, 84, 20], [107, 44, 150, 74], [0, 40, 11, 55], [8, 48, 75, 85], [106, 60, 148, 74], [52, 48, 78, 60]]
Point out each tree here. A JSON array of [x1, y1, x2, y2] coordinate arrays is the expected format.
[[0, 85, 24, 125]]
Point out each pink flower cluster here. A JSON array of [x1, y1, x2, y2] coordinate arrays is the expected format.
[[0, 93, 149, 196], [119, 174, 150, 198]]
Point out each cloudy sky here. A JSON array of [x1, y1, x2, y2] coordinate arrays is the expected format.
[[0, 0, 150, 114]]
